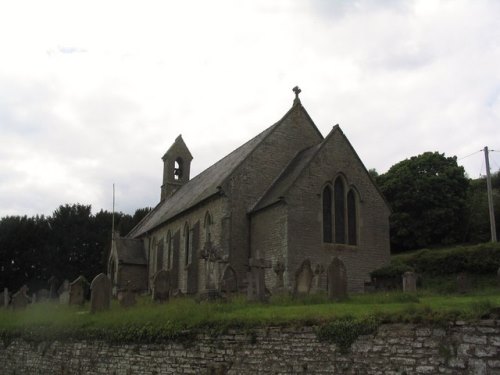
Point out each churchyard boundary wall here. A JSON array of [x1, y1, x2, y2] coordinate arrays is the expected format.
[[2, 321, 500, 374]]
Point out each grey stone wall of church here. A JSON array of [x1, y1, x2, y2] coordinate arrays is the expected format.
[[250, 203, 288, 287], [146, 196, 230, 294], [3, 322, 500, 374], [286, 129, 390, 293], [225, 106, 322, 288]]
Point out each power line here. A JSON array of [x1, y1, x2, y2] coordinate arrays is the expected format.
[[458, 150, 482, 160]]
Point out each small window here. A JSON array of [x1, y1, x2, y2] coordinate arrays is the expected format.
[[322, 186, 332, 243]]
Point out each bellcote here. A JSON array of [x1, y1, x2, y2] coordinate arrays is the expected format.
[[161, 135, 193, 201]]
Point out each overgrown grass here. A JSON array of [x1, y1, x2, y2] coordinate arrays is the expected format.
[[1, 290, 500, 345]]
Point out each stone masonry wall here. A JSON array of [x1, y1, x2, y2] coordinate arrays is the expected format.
[[3, 321, 500, 374]]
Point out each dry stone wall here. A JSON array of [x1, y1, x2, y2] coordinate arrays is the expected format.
[[3, 321, 500, 374]]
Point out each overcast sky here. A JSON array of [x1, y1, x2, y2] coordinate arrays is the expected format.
[[1, 0, 499, 217]]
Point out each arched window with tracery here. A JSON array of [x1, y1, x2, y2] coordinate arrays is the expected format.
[[347, 190, 357, 245], [322, 186, 332, 243], [334, 177, 346, 244]]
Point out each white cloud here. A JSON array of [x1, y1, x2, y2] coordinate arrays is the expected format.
[[0, 0, 499, 216]]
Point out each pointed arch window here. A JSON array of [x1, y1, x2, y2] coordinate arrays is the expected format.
[[322, 186, 333, 243], [166, 231, 173, 269], [334, 177, 346, 244], [347, 190, 357, 245], [156, 238, 164, 272], [204, 211, 213, 244], [184, 223, 191, 266]]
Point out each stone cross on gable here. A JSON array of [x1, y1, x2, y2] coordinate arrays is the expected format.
[[293, 86, 302, 105]]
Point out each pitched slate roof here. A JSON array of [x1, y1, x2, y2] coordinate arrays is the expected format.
[[127, 120, 282, 238], [114, 238, 147, 265], [251, 142, 324, 212]]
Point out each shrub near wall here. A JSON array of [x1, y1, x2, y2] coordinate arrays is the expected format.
[[372, 243, 500, 281]]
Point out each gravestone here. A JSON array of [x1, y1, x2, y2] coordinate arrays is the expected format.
[[11, 285, 30, 310], [152, 269, 170, 303], [219, 264, 238, 295], [119, 282, 137, 308], [402, 271, 417, 292], [327, 257, 348, 301], [69, 276, 89, 306], [497, 267, 500, 287], [47, 276, 59, 299], [273, 261, 286, 294], [294, 260, 314, 295], [247, 258, 271, 302], [1, 288, 9, 308], [311, 264, 325, 294], [90, 273, 112, 313], [457, 272, 469, 294], [59, 279, 70, 304]]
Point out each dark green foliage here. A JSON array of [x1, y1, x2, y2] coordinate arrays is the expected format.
[[372, 243, 500, 283], [377, 151, 469, 251], [463, 171, 500, 243], [0, 204, 152, 291], [316, 316, 379, 353]]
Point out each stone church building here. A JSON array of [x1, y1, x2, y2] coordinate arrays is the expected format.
[[108, 89, 390, 295]]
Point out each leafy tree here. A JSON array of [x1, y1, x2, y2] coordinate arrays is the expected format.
[[464, 171, 500, 243], [377, 152, 469, 251]]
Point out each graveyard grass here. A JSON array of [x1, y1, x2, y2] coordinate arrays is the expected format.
[[2, 288, 500, 344]]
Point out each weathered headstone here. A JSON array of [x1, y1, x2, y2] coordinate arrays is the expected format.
[[1, 288, 9, 308], [219, 264, 238, 295], [402, 271, 417, 292], [11, 285, 30, 310], [119, 282, 137, 308], [457, 272, 469, 294], [59, 279, 70, 305], [90, 273, 112, 313], [47, 276, 59, 299], [311, 264, 325, 294], [152, 269, 171, 302], [247, 258, 271, 302], [69, 276, 89, 306], [327, 257, 348, 301], [294, 260, 314, 295], [273, 261, 286, 292]]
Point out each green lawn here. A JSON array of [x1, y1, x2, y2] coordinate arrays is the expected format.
[[1, 289, 499, 344]]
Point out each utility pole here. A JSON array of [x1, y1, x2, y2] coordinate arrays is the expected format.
[[484, 146, 497, 243]]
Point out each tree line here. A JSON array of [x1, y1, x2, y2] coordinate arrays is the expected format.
[[0, 205, 151, 291], [373, 151, 500, 252]]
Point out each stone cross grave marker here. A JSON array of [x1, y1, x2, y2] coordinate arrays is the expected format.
[[59, 279, 70, 304], [69, 276, 89, 306], [11, 285, 30, 310], [294, 260, 314, 295], [327, 257, 348, 301], [273, 261, 286, 293], [247, 258, 271, 302], [152, 269, 171, 303], [90, 273, 112, 313], [402, 271, 417, 292]]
